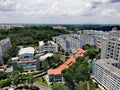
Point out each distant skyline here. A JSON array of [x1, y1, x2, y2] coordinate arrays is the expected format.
[[0, 0, 120, 24]]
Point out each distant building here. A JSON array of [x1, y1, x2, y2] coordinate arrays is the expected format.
[[52, 26, 67, 30], [0, 38, 11, 65], [0, 25, 24, 30], [53, 30, 105, 53], [39, 41, 58, 53], [94, 59, 120, 90]]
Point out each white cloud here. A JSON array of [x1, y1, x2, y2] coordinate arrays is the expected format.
[[0, 0, 120, 24], [101, 9, 120, 17], [0, 0, 15, 11]]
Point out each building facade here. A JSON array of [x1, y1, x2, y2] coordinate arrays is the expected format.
[[39, 41, 58, 53], [13, 47, 41, 72], [100, 31, 120, 68], [94, 59, 120, 90], [53, 30, 106, 53], [0, 38, 11, 65]]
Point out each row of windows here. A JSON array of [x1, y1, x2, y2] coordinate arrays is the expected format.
[[95, 64, 120, 90]]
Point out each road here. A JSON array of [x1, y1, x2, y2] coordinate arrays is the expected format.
[[34, 72, 47, 77], [34, 83, 51, 90]]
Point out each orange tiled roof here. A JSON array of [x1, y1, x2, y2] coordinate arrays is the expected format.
[[48, 48, 85, 75], [96, 42, 102, 46], [0, 64, 7, 69], [74, 48, 86, 57], [48, 57, 75, 75]]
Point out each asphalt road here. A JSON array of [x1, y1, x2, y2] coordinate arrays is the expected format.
[[34, 83, 51, 90]]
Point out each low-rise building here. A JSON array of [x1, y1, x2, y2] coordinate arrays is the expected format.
[[12, 47, 41, 72], [47, 48, 86, 83], [39, 41, 58, 53], [47, 57, 76, 82], [19, 47, 35, 61]]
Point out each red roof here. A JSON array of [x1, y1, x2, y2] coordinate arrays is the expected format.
[[0, 64, 7, 69], [48, 48, 85, 75], [74, 48, 86, 57], [96, 42, 102, 46], [48, 57, 75, 75]]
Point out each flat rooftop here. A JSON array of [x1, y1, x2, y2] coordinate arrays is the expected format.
[[19, 47, 34, 55], [96, 59, 120, 78]]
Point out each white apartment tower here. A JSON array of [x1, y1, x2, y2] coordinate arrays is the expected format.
[[101, 31, 120, 68], [94, 59, 120, 90]]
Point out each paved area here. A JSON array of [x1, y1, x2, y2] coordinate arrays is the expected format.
[[34, 83, 51, 90]]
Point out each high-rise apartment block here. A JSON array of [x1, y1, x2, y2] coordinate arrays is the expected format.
[[101, 30, 120, 68], [94, 59, 120, 90], [93, 28, 120, 90], [0, 38, 11, 64], [53, 30, 105, 53]]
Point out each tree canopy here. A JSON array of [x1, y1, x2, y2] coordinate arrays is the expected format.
[[62, 56, 90, 89], [52, 83, 68, 90], [0, 26, 69, 46]]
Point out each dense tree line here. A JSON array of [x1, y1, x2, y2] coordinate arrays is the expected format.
[[0, 71, 7, 80], [0, 26, 69, 46], [65, 24, 120, 31]]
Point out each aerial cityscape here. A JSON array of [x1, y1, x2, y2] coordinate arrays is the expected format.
[[0, 0, 120, 90]]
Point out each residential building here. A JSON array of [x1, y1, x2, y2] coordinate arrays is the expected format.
[[0, 38, 11, 65], [100, 30, 120, 68], [39, 41, 58, 53], [0, 47, 3, 65], [53, 30, 106, 53], [94, 59, 120, 90], [52, 26, 67, 30], [39, 41, 44, 50], [0, 25, 24, 30]]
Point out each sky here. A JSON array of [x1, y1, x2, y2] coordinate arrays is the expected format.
[[0, 0, 120, 24]]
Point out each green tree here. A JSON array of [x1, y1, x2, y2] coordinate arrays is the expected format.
[[62, 56, 90, 89], [75, 81, 88, 90], [0, 71, 7, 80], [52, 83, 68, 90], [12, 73, 19, 86], [27, 74, 35, 86], [74, 64, 90, 84], [2, 53, 10, 64]]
